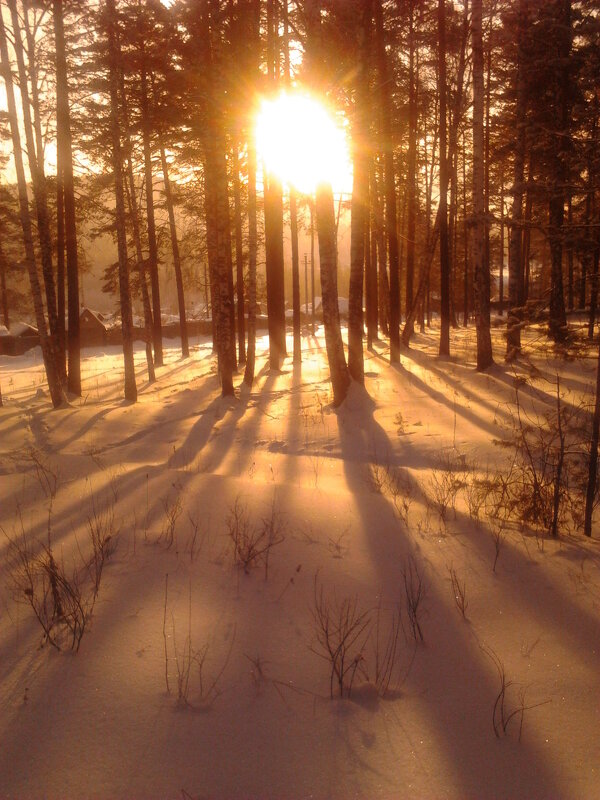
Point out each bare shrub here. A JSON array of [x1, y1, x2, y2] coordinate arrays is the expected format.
[[402, 556, 426, 642], [311, 577, 371, 698], [7, 503, 116, 651], [187, 510, 210, 563], [310, 578, 409, 700], [226, 495, 284, 576], [367, 461, 414, 524], [429, 451, 467, 523], [370, 598, 404, 697], [491, 523, 505, 573], [163, 577, 234, 708], [160, 493, 184, 549], [482, 645, 549, 741], [447, 564, 468, 618], [22, 447, 60, 499], [494, 379, 588, 538]]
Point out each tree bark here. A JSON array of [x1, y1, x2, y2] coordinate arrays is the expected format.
[[140, 60, 164, 366], [53, 0, 81, 395], [243, 0, 260, 387], [472, 0, 493, 370], [438, 0, 450, 356], [120, 70, 155, 382], [375, 0, 399, 363], [232, 138, 246, 365], [584, 335, 600, 537], [0, 240, 10, 329], [160, 143, 189, 359], [8, 0, 59, 346], [0, 11, 63, 407], [405, 0, 417, 322], [348, 0, 371, 383], [106, 0, 137, 402], [507, 0, 527, 360], [316, 183, 350, 406]]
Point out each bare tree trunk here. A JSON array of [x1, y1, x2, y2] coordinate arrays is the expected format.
[[373, 163, 389, 335], [438, 0, 450, 356], [0, 241, 9, 329], [107, 0, 137, 402], [405, 0, 417, 322], [499, 171, 505, 315], [120, 72, 155, 382], [311, 199, 316, 333], [316, 183, 350, 406], [463, 131, 469, 326], [56, 162, 67, 381], [243, 135, 258, 385], [472, 0, 493, 370], [232, 138, 245, 365], [243, 0, 260, 386], [348, 0, 371, 383], [53, 0, 81, 395], [507, 0, 527, 360], [159, 143, 189, 358], [215, 149, 235, 395], [584, 335, 600, 537], [547, 0, 570, 344], [522, 147, 534, 304], [375, 0, 399, 363], [140, 60, 163, 366], [8, 0, 58, 345], [0, 11, 63, 407]]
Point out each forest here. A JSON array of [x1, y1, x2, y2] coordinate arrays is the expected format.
[[1, 1, 600, 798]]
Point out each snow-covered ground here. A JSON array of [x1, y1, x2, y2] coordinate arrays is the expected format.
[[1, 324, 599, 799]]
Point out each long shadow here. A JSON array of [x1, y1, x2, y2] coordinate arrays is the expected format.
[[371, 350, 504, 440], [335, 391, 569, 798]]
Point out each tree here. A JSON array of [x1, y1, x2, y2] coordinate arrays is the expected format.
[[0, 10, 64, 408], [348, 0, 372, 384], [506, 0, 527, 360], [53, 0, 82, 395], [105, 0, 137, 402], [471, 0, 493, 370], [375, 0, 400, 364], [438, 0, 450, 357]]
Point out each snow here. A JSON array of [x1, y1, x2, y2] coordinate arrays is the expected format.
[[1, 324, 599, 799]]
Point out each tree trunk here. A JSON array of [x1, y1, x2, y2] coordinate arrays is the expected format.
[[507, 0, 527, 360], [316, 183, 350, 406], [472, 0, 493, 370], [107, 0, 137, 402], [140, 61, 163, 366], [56, 162, 67, 381], [547, 0, 570, 343], [120, 70, 155, 382], [290, 189, 301, 363], [348, 0, 371, 383], [159, 143, 189, 358], [438, 0, 450, 357], [265, 175, 286, 369], [499, 171, 504, 315], [0, 240, 10, 329], [8, 0, 59, 346], [584, 335, 600, 537], [53, 0, 81, 395], [310, 200, 316, 333], [243, 0, 260, 387], [232, 138, 246, 365], [0, 10, 63, 407], [405, 0, 417, 323], [375, 0, 399, 363]]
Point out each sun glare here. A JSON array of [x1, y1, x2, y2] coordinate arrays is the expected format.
[[256, 93, 352, 196]]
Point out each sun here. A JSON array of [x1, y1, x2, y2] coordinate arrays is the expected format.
[[255, 92, 352, 196]]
